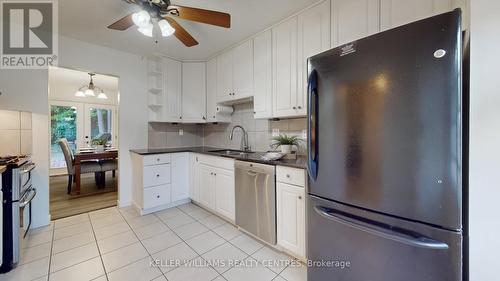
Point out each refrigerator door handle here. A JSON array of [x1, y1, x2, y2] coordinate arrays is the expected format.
[[307, 69, 319, 181], [314, 206, 449, 250]]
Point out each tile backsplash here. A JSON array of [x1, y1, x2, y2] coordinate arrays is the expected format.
[[147, 102, 307, 154], [0, 110, 32, 156]]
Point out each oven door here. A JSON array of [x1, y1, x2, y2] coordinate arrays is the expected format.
[[19, 187, 36, 237], [19, 163, 35, 197]]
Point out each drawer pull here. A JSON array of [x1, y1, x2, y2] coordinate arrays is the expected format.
[[157, 195, 160, 199], [286, 174, 291, 178], [156, 174, 160, 177], [156, 158, 160, 162], [298, 196, 302, 200]]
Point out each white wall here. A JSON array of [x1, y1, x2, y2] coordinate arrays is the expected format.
[[0, 36, 148, 227], [469, 1, 500, 280]]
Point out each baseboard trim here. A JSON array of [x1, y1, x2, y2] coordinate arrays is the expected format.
[[135, 198, 191, 215]]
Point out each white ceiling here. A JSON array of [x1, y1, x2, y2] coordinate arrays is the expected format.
[[59, 0, 319, 61]]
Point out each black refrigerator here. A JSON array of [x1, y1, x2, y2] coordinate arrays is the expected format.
[[306, 9, 464, 281]]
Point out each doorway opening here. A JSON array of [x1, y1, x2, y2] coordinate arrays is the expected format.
[[48, 66, 120, 220]]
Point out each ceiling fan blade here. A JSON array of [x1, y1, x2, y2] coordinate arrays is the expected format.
[[165, 5, 230, 28], [108, 14, 134, 30], [165, 17, 199, 47]]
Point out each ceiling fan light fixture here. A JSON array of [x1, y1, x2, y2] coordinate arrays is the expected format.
[[158, 19, 175, 37], [132, 10, 151, 28], [138, 23, 154, 37]]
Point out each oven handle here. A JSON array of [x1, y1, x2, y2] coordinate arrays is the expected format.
[[20, 163, 36, 174], [20, 188, 36, 208]]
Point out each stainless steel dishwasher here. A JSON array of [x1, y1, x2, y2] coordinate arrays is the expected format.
[[235, 161, 276, 245]]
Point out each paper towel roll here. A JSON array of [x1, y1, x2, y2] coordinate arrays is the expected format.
[[216, 105, 234, 114]]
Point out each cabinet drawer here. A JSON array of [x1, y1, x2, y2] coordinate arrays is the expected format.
[[143, 184, 171, 209], [277, 166, 305, 187], [143, 154, 171, 166], [195, 154, 234, 171], [143, 164, 171, 187]]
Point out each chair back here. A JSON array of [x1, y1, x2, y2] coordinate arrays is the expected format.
[[58, 138, 74, 174]]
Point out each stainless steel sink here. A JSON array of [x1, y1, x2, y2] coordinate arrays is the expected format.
[[208, 149, 255, 156]]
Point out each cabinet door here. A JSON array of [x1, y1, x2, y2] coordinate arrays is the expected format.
[[331, 0, 380, 47], [171, 153, 189, 202], [197, 164, 215, 209], [273, 17, 298, 118], [232, 40, 254, 100], [277, 182, 306, 258], [216, 51, 233, 102], [253, 30, 273, 119], [381, 0, 452, 30], [214, 168, 235, 221], [163, 58, 182, 122], [297, 0, 331, 116], [190, 154, 198, 201], [182, 62, 207, 122], [206, 58, 218, 122]]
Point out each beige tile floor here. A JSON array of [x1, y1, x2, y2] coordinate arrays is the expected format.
[[0, 203, 307, 281]]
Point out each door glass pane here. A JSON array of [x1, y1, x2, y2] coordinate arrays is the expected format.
[[50, 105, 77, 169], [89, 107, 113, 146]]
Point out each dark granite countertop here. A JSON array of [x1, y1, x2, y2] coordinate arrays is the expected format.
[[0, 165, 6, 174], [130, 147, 307, 169]]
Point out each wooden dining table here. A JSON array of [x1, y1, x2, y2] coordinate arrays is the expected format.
[[73, 150, 118, 195]]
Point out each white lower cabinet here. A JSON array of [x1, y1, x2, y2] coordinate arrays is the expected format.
[[197, 163, 216, 209], [276, 166, 306, 259], [214, 168, 235, 221], [193, 154, 236, 222], [131, 152, 190, 214]]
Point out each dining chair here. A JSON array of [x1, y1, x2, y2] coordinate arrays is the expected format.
[[58, 138, 102, 194]]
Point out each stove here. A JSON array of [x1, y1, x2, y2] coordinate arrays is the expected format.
[[0, 155, 29, 167], [0, 155, 36, 273]]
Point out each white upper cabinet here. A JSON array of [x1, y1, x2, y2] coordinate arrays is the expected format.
[[182, 62, 207, 123], [232, 40, 254, 100], [206, 59, 231, 123], [380, 0, 452, 30], [297, 0, 331, 116], [331, 0, 380, 47], [217, 40, 254, 103], [253, 30, 273, 119], [217, 51, 233, 102], [272, 17, 299, 118], [163, 58, 183, 122]]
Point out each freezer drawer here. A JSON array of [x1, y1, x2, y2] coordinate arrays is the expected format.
[[307, 195, 462, 281]]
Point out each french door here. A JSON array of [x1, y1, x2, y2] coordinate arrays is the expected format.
[[50, 101, 118, 171]]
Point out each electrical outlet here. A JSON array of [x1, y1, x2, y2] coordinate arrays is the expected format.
[[179, 129, 184, 136], [272, 129, 280, 137], [302, 130, 307, 139]]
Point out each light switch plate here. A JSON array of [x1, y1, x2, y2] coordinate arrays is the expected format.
[[302, 130, 307, 139], [179, 129, 184, 136], [272, 129, 280, 137]]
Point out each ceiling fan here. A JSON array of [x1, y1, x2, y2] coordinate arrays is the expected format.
[[108, 0, 231, 47]]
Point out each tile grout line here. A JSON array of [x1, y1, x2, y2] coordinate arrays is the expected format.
[[45, 222, 56, 281], [115, 208, 165, 281], [171, 205, 259, 279], [153, 207, 226, 280], [88, 211, 111, 281]]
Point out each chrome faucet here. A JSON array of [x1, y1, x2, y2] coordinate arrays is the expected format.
[[229, 125, 250, 152]]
